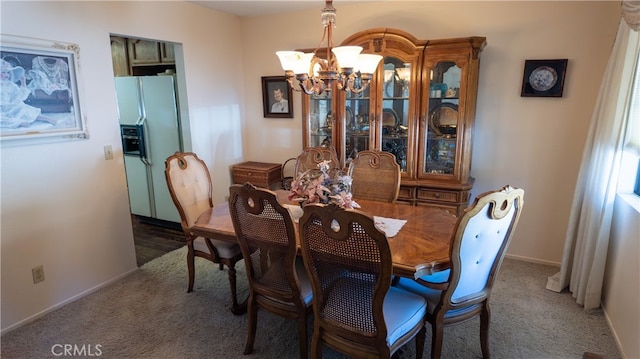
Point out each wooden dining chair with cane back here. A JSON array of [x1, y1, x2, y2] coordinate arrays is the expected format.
[[294, 147, 341, 177], [394, 185, 525, 359], [347, 150, 401, 203], [228, 183, 313, 358], [164, 152, 245, 314], [298, 203, 428, 359]]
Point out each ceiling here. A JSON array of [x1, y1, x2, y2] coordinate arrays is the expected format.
[[190, 1, 326, 17], [190, 1, 373, 18]]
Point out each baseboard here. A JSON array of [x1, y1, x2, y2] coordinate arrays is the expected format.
[[0, 267, 139, 336], [134, 215, 181, 231], [505, 253, 561, 267], [601, 306, 628, 359]]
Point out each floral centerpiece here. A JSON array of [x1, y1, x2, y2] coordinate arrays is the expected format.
[[288, 160, 360, 209]]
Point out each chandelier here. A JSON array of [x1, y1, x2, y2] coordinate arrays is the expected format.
[[276, 0, 382, 95]]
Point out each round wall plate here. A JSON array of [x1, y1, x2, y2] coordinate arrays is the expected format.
[[529, 66, 558, 91]]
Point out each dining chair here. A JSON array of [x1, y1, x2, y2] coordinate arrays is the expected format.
[[228, 183, 313, 358], [294, 147, 341, 176], [299, 203, 428, 359], [394, 185, 525, 359], [164, 152, 245, 314], [347, 150, 401, 203], [280, 156, 297, 190]]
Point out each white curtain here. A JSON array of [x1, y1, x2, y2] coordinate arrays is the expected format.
[[546, 1, 640, 310]]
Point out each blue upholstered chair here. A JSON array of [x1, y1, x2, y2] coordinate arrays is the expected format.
[[299, 203, 428, 359], [228, 183, 313, 359], [395, 185, 525, 359]]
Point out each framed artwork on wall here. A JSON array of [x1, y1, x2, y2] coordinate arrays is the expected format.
[[521, 59, 568, 98], [262, 76, 293, 118], [1, 34, 88, 142]]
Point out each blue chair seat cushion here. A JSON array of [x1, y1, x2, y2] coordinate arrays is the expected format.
[[384, 286, 427, 346], [395, 277, 481, 318]]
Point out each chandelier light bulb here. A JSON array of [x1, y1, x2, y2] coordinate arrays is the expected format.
[[275, 51, 304, 71], [331, 46, 363, 70], [356, 54, 383, 74], [396, 67, 411, 82], [291, 53, 315, 75]]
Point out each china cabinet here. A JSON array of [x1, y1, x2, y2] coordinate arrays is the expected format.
[[301, 28, 486, 216]]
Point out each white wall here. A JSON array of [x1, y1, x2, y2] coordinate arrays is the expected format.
[[0, 1, 245, 332], [603, 195, 640, 359], [238, 1, 621, 265]]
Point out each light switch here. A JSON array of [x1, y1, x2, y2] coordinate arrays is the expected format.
[[104, 145, 114, 160]]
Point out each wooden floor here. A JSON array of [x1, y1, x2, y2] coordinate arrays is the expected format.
[[132, 216, 186, 267]]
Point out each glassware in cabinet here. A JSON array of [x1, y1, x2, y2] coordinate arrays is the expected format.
[[422, 60, 463, 178], [304, 91, 334, 149], [381, 58, 412, 172], [344, 86, 372, 166]]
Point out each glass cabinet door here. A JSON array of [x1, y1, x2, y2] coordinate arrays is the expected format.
[[344, 82, 371, 166], [379, 57, 411, 172], [305, 91, 334, 149], [422, 60, 463, 177]]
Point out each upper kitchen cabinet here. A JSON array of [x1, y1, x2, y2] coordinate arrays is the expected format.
[[128, 39, 174, 65], [110, 36, 130, 77], [128, 38, 161, 64], [160, 42, 175, 63], [110, 36, 175, 76], [300, 29, 486, 215]]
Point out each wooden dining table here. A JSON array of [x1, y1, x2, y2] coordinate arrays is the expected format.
[[191, 190, 458, 279]]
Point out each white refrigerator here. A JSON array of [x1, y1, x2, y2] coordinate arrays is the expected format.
[[115, 75, 182, 223]]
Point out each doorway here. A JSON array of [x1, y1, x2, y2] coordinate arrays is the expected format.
[[110, 34, 188, 265]]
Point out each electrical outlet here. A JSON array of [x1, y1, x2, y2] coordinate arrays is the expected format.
[[32, 265, 45, 284], [103, 145, 114, 160]]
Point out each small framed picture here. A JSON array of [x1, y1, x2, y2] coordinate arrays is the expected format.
[[1, 34, 88, 142], [521, 59, 568, 98], [262, 76, 293, 118]]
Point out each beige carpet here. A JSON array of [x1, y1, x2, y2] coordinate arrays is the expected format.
[[1, 246, 622, 358]]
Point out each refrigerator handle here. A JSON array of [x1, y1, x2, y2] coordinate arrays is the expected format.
[[137, 117, 150, 166], [136, 77, 151, 166]]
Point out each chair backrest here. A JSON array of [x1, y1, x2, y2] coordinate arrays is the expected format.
[[280, 157, 297, 190], [165, 152, 213, 232], [228, 183, 304, 303], [299, 204, 392, 346], [347, 150, 401, 203], [445, 185, 525, 307], [294, 147, 340, 176]]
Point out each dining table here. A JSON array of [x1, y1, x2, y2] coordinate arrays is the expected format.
[[191, 190, 458, 279]]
